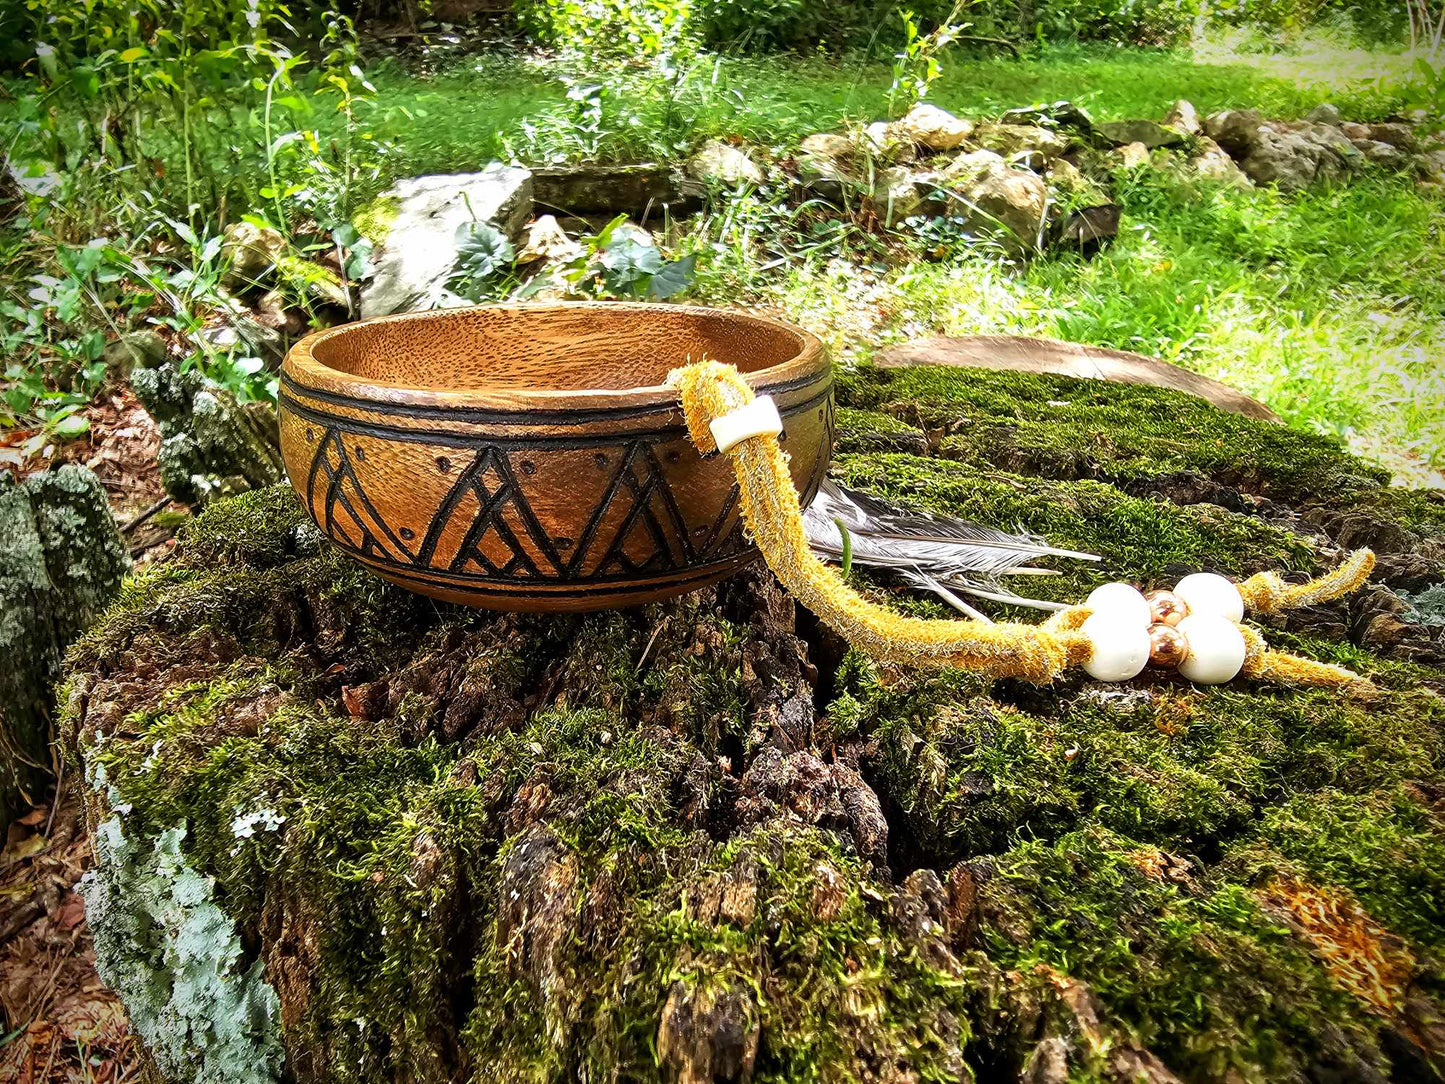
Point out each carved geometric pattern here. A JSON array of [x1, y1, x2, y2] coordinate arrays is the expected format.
[[301, 425, 775, 583], [305, 429, 417, 564]]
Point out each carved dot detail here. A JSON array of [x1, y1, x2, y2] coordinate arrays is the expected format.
[[436, 456, 452, 473], [594, 453, 609, 469], [520, 460, 536, 475], [305, 428, 314, 442], [354, 445, 366, 461], [400, 527, 415, 541]]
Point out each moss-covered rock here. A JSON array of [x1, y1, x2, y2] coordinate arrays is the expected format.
[[1, 464, 127, 831], [65, 367, 1445, 1082]]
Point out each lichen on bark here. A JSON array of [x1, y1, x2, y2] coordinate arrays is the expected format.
[[64, 366, 1445, 1082]]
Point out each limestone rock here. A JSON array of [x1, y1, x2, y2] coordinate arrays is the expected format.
[[360, 163, 533, 318], [1341, 121, 1372, 141], [1418, 149, 1445, 186], [891, 103, 973, 151], [516, 215, 582, 265], [530, 163, 699, 217], [1115, 142, 1152, 169], [797, 133, 859, 201], [1203, 109, 1266, 155], [938, 150, 1047, 255], [863, 120, 916, 163], [222, 221, 285, 285], [1368, 122, 1419, 151], [1188, 136, 1251, 186], [1097, 119, 1187, 149], [867, 165, 923, 225], [1163, 99, 1201, 136], [998, 101, 1100, 144], [1305, 102, 1342, 125], [0, 465, 126, 830], [1355, 139, 1407, 166], [975, 123, 1070, 162], [129, 357, 284, 506], [686, 138, 764, 187]]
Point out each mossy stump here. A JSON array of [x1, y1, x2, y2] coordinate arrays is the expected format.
[[64, 365, 1445, 1084]]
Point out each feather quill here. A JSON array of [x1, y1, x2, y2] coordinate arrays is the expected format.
[[803, 479, 1098, 613]]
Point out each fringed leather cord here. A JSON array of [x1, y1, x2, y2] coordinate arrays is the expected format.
[[668, 359, 1375, 691]]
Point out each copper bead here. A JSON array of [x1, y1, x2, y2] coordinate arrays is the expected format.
[[1148, 623, 1190, 668], [1145, 589, 1188, 627]]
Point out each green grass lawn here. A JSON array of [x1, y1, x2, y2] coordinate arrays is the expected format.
[[366, 36, 1425, 177], [360, 36, 1442, 480]]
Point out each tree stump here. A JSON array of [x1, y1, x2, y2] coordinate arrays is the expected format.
[[1, 465, 127, 832], [64, 365, 1445, 1083]]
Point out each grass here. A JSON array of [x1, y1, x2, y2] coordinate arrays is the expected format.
[[761, 170, 1445, 477], [354, 33, 1443, 479], [363, 35, 1429, 178]]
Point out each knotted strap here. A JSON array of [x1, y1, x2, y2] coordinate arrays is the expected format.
[[668, 359, 1373, 691]]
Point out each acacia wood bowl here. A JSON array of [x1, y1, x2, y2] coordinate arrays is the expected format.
[[278, 302, 833, 612]]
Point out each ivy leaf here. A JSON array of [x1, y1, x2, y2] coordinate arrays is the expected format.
[[646, 254, 697, 299], [453, 221, 515, 281]]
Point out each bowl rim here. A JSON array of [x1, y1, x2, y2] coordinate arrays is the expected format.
[[282, 301, 827, 415]]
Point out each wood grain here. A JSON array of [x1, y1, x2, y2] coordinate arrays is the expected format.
[[279, 303, 834, 612]]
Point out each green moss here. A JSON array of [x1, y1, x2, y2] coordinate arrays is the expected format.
[[834, 365, 1445, 541], [976, 827, 1387, 1081], [834, 451, 1314, 602], [352, 195, 399, 244]]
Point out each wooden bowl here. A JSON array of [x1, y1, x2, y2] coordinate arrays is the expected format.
[[278, 302, 833, 612]]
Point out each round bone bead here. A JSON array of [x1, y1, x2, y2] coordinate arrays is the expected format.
[[1176, 614, 1247, 684], [1081, 612, 1152, 682], [1147, 623, 1189, 668], [1084, 582, 1152, 628], [1174, 572, 1244, 623], [1145, 589, 1188, 627]]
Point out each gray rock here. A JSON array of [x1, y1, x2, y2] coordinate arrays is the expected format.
[[1097, 119, 1187, 149], [516, 215, 582, 265], [1366, 122, 1418, 151], [1203, 109, 1266, 155], [1163, 99, 1202, 136], [686, 139, 763, 186], [997, 101, 1100, 143], [1418, 149, 1445, 185], [1354, 139, 1407, 165], [222, 221, 285, 284], [103, 329, 168, 381], [130, 359, 284, 506], [360, 163, 533, 318], [531, 163, 699, 217], [937, 150, 1047, 256], [863, 121, 917, 163], [1305, 102, 1342, 125], [1341, 121, 1372, 141], [1205, 112, 1359, 191], [0, 465, 127, 830]]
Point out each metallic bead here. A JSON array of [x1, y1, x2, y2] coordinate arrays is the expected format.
[[1148, 623, 1189, 668], [1145, 589, 1188, 627]]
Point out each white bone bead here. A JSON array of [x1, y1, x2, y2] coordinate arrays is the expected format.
[[1081, 612, 1152, 682], [709, 395, 783, 454], [1173, 572, 1244, 623], [1176, 614, 1246, 684], [1084, 582, 1152, 628]]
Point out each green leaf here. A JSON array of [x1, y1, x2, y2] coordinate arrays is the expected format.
[[646, 254, 697, 299], [71, 65, 100, 99], [52, 414, 90, 439], [119, 46, 149, 63]]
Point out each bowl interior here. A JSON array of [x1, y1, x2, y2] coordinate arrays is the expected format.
[[307, 306, 810, 393]]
